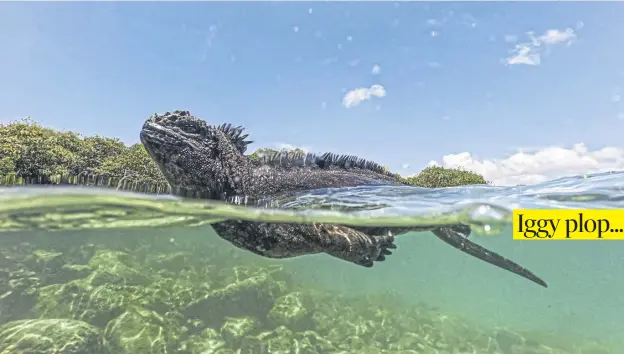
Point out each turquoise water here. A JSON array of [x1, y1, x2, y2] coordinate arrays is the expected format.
[[1, 172, 623, 353]]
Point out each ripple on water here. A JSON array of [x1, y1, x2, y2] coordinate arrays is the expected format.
[[1, 171, 624, 233]]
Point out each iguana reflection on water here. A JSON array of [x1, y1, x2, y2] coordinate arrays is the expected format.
[[139, 110, 548, 288]]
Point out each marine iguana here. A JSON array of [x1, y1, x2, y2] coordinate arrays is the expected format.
[[140, 110, 548, 288]]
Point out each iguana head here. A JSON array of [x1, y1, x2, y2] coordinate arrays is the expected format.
[[140, 110, 253, 199]]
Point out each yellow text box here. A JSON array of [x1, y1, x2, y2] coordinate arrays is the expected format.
[[512, 209, 624, 240]]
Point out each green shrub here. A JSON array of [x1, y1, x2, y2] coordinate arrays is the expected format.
[[1, 118, 487, 190], [0, 118, 165, 184], [402, 166, 487, 188]]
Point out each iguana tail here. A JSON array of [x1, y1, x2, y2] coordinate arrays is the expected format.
[[350, 224, 548, 288], [431, 225, 548, 288]]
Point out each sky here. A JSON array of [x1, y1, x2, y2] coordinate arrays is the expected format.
[[1, 2, 624, 186]]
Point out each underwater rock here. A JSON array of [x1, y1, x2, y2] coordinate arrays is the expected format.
[[25, 249, 93, 285], [310, 303, 341, 336], [26, 249, 65, 272], [147, 251, 194, 274], [36, 276, 192, 330], [241, 326, 294, 353], [214, 264, 289, 289], [183, 328, 226, 354], [239, 335, 269, 353], [86, 250, 153, 286], [294, 330, 335, 353], [59, 264, 92, 280], [0, 318, 105, 354], [240, 326, 339, 354], [337, 335, 367, 351], [371, 324, 401, 347], [387, 332, 427, 351], [136, 277, 196, 314], [310, 296, 378, 339], [104, 305, 183, 354], [71, 243, 98, 264], [184, 271, 284, 328], [0, 232, 612, 354], [495, 327, 526, 353], [491, 327, 571, 354], [324, 313, 373, 344], [36, 280, 132, 328], [220, 316, 257, 347], [267, 291, 314, 331], [0, 241, 35, 271], [470, 332, 502, 353], [261, 326, 295, 353], [0, 269, 40, 323]]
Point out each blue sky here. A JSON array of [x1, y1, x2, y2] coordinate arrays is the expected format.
[[1, 2, 623, 185]]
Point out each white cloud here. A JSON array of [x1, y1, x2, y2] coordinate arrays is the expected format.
[[506, 44, 541, 66], [274, 142, 310, 153], [371, 64, 381, 75], [538, 28, 576, 45], [342, 84, 386, 108], [402, 163, 410, 169], [505, 27, 576, 66], [427, 143, 624, 186]]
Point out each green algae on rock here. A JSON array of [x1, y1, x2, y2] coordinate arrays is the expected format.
[[0, 268, 40, 324], [0, 319, 105, 354], [184, 270, 286, 329], [104, 305, 183, 354], [86, 250, 153, 286], [0, 227, 615, 354], [267, 291, 315, 331], [220, 316, 257, 347], [183, 328, 226, 353]]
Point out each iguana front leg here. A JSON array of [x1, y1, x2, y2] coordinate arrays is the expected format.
[[211, 220, 396, 267], [311, 224, 397, 267]]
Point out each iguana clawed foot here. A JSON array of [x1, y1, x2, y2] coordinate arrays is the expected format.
[[358, 234, 397, 267], [316, 224, 397, 267]]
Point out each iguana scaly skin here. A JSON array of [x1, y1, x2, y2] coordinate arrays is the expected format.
[[140, 110, 548, 288]]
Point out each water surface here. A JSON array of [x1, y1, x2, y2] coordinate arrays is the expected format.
[[1, 172, 623, 353]]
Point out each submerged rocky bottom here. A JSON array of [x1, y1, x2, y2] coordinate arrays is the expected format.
[[0, 227, 613, 354]]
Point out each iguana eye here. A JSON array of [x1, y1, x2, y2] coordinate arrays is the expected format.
[[174, 120, 196, 132]]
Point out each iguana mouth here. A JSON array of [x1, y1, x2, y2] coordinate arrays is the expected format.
[[140, 123, 171, 164], [140, 118, 206, 158]]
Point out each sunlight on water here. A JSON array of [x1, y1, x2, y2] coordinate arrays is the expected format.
[[1, 172, 623, 353]]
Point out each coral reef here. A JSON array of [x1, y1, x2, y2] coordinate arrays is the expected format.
[[0, 229, 614, 354]]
